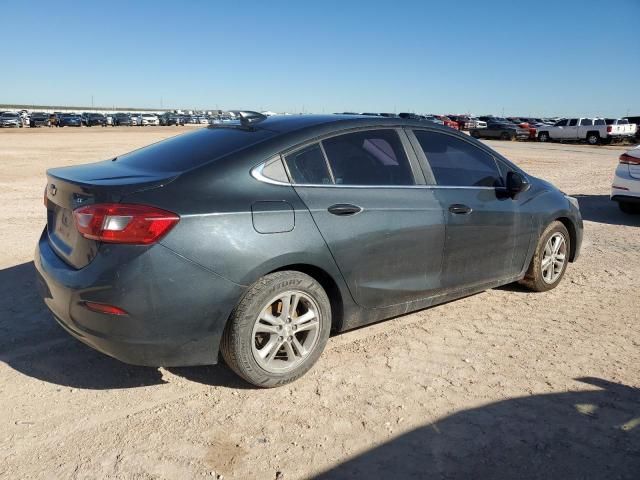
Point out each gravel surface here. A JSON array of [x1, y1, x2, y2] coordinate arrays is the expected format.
[[1, 127, 638, 479]]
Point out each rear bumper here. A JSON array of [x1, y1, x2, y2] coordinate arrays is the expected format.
[[611, 166, 640, 201], [34, 230, 246, 366]]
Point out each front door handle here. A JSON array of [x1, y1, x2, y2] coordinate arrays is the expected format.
[[449, 204, 472, 215], [328, 204, 362, 216]]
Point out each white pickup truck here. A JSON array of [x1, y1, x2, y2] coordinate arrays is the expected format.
[[537, 118, 637, 145]]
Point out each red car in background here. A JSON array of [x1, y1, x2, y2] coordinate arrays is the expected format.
[[508, 117, 537, 140], [435, 115, 459, 130]]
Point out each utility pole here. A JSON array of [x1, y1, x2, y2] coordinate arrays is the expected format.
[[91, 95, 94, 110]]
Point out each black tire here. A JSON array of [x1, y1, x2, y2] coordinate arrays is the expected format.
[[538, 132, 550, 142], [586, 132, 600, 145], [470, 130, 481, 138], [618, 201, 640, 214], [500, 132, 511, 140], [519, 221, 570, 292], [220, 271, 331, 388]]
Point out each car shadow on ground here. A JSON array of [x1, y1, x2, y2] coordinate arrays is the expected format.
[[0, 261, 246, 390], [316, 377, 640, 479], [572, 194, 640, 227]]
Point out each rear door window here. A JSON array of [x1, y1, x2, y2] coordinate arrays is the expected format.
[[284, 144, 333, 185], [568, 119, 578, 126], [321, 129, 414, 185], [555, 119, 568, 126], [580, 119, 593, 126], [413, 130, 503, 188]]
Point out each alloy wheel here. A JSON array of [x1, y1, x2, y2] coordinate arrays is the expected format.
[[541, 232, 567, 284], [251, 290, 321, 373]]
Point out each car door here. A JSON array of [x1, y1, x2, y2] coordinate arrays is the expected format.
[[409, 129, 529, 290], [578, 118, 592, 138], [549, 119, 568, 139], [284, 128, 446, 309], [564, 118, 579, 139]]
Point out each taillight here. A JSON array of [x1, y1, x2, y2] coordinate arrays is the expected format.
[[620, 153, 640, 165], [607, 126, 612, 133], [73, 203, 179, 244]]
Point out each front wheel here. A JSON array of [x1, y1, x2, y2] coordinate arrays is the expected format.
[[221, 271, 331, 388], [519, 221, 570, 292]]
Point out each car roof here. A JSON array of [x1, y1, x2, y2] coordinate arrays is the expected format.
[[237, 114, 452, 136]]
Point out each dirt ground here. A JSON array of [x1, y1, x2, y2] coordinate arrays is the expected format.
[[0, 126, 638, 479]]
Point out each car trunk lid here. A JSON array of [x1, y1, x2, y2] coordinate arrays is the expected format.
[[45, 160, 177, 269]]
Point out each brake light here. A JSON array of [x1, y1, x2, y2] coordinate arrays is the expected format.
[[619, 153, 640, 165], [607, 126, 612, 133], [73, 203, 179, 244]]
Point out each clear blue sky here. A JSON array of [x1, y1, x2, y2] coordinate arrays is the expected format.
[[2, 0, 638, 117]]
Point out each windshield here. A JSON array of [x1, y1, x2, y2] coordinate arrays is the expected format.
[[1, 112, 19, 118]]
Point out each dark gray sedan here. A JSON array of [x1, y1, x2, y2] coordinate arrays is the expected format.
[[470, 121, 530, 141], [35, 114, 583, 387]]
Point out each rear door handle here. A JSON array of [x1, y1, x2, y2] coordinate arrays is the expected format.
[[328, 204, 362, 216], [449, 204, 472, 215]]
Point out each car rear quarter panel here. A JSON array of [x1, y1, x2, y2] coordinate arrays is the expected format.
[[124, 148, 358, 327]]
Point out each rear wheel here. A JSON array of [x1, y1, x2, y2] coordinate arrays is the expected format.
[[470, 130, 480, 138], [221, 271, 331, 388], [586, 132, 600, 145], [519, 221, 570, 292], [500, 132, 511, 140], [538, 132, 550, 142]]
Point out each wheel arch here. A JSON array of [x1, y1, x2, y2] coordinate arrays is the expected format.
[[555, 216, 578, 262], [268, 263, 345, 332]]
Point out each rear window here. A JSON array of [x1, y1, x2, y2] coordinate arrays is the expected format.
[[116, 127, 276, 172]]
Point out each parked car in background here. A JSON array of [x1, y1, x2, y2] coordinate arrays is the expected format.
[[611, 145, 640, 214], [182, 115, 198, 125], [113, 113, 132, 126], [85, 113, 107, 127], [467, 117, 487, 129], [140, 113, 160, 126], [0, 112, 23, 127], [159, 112, 184, 126], [423, 115, 444, 125], [435, 115, 459, 130], [57, 113, 83, 127], [105, 113, 114, 126], [36, 113, 582, 387], [537, 118, 636, 145], [29, 112, 50, 127], [470, 121, 530, 141], [622, 116, 640, 141], [605, 118, 637, 138], [130, 113, 142, 126], [448, 115, 471, 130]]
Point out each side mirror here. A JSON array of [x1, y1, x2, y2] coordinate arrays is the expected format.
[[506, 171, 531, 198]]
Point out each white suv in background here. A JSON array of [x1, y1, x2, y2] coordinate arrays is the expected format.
[[611, 145, 640, 214]]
